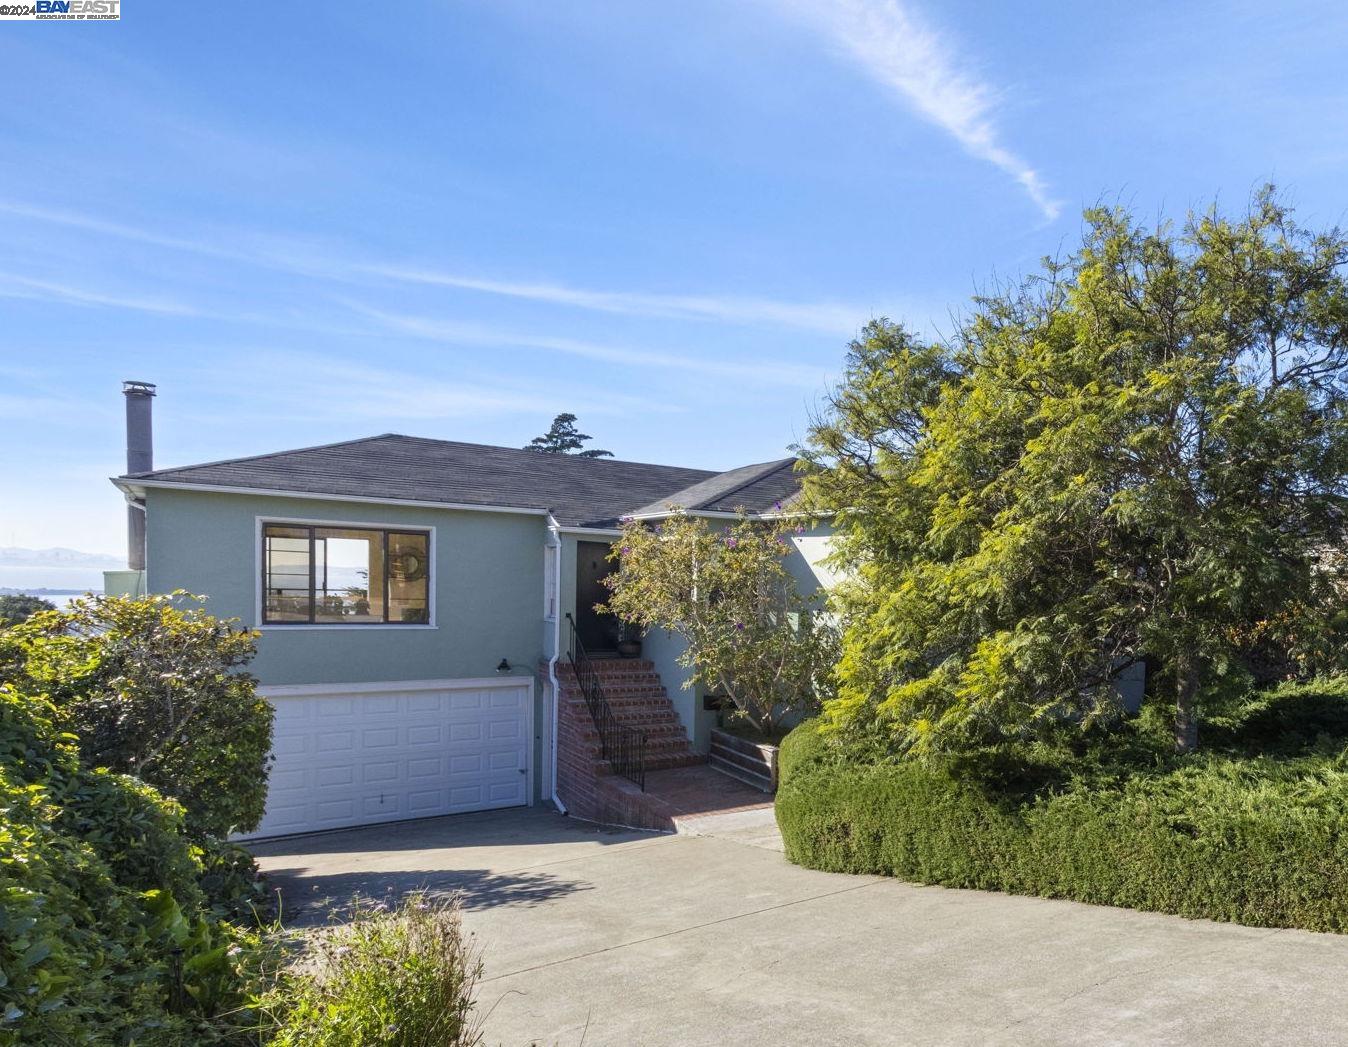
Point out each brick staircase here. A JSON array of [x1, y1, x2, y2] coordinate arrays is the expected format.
[[555, 658, 702, 774], [553, 656, 714, 829]]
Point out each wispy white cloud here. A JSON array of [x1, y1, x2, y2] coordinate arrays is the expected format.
[[773, 0, 1060, 220], [190, 351, 674, 425], [0, 201, 868, 334], [347, 302, 831, 388], [0, 273, 199, 316], [360, 265, 864, 334]]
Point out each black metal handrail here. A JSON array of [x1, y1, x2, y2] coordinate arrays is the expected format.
[[565, 613, 647, 790]]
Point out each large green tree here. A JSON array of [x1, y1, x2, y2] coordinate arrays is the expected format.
[[804, 190, 1348, 756], [602, 512, 837, 734], [523, 413, 613, 457]]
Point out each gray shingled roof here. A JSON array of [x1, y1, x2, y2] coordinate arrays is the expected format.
[[120, 434, 800, 528], [628, 458, 800, 517]]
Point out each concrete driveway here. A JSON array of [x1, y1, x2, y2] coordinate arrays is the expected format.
[[251, 807, 1348, 1047]]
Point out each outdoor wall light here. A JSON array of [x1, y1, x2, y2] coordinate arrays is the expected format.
[[496, 658, 512, 674]]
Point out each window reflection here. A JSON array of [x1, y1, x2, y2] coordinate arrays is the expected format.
[[262, 524, 429, 625]]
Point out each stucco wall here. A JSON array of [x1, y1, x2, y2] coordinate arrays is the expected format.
[[144, 488, 552, 795], [145, 488, 550, 684]]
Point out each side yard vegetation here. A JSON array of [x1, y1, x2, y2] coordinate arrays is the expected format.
[[783, 189, 1348, 931], [778, 678, 1348, 931], [603, 511, 838, 738], [0, 595, 483, 1045]]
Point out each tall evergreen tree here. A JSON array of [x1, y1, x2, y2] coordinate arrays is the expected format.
[[803, 189, 1348, 756], [524, 413, 613, 457]]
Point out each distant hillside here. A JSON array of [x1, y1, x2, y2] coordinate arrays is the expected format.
[[0, 547, 123, 568]]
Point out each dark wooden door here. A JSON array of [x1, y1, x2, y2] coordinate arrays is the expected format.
[[575, 541, 617, 652]]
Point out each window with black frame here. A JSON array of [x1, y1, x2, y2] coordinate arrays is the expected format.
[[261, 523, 430, 624]]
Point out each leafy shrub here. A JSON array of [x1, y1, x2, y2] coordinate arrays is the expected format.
[[0, 594, 55, 628], [0, 684, 265, 1045], [0, 593, 273, 839], [260, 894, 483, 1047], [603, 511, 838, 733], [776, 682, 1348, 932], [198, 838, 278, 924]]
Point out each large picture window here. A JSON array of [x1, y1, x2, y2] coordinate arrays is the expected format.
[[262, 523, 431, 625]]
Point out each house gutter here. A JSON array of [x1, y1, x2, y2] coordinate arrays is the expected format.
[[624, 508, 834, 523], [110, 477, 554, 518], [545, 513, 567, 815]]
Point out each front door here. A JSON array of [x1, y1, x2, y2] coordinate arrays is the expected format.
[[575, 541, 618, 652]]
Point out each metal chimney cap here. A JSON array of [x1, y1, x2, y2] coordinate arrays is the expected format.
[[122, 380, 157, 396]]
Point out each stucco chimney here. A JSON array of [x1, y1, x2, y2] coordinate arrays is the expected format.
[[123, 380, 155, 570]]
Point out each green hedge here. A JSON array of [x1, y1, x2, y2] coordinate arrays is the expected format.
[[0, 684, 262, 1046], [776, 687, 1348, 932]]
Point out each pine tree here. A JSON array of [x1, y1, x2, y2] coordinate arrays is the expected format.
[[524, 413, 613, 458]]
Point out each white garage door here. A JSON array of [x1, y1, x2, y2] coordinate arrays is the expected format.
[[244, 678, 532, 839]]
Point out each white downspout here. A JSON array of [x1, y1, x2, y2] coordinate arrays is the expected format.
[[546, 514, 567, 814]]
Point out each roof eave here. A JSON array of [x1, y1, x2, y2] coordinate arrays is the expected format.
[[110, 476, 554, 518], [623, 507, 832, 523]]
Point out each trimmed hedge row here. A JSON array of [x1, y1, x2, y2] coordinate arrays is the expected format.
[[776, 692, 1348, 932]]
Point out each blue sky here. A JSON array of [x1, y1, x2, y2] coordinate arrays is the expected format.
[[2, 0, 1346, 558]]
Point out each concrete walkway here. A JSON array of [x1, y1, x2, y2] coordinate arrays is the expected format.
[[251, 807, 1348, 1047]]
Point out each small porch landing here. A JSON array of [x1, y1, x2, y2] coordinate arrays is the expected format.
[[572, 763, 773, 835]]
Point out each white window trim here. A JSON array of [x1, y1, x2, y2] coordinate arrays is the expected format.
[[254, 515, 438, 630]]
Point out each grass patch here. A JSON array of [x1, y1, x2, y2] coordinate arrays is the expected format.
[[259, 894, 483, 1046], [776, 679, 1348, 932]]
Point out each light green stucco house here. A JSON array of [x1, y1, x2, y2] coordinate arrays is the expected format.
[[108, 428, 832, 838]]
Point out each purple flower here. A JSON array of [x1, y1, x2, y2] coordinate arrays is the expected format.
[[621, 546, 631, 555], [773, 501, 782, 510], [734, 622, 745, 631], [726, 537, 738, 548], [794, 525, 805, 535]]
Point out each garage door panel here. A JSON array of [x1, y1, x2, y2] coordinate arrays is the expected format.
[[361, 727, 399, 749], [247, 681, 531, 838], [361, 761, 400, 784], [448, 691, 483, 713], [407, 756, 442, 779], [315, 764, 356, 787]]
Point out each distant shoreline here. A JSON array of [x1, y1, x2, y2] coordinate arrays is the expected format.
[[0, 588, 101, 597]]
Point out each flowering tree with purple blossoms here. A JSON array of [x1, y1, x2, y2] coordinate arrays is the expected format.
[[601, 511, 838, 735]]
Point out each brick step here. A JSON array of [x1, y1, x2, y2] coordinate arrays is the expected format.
[[557, 660, 654, 675], [559, 692, 681, 711], [585, 754, 699, 778], [554, 657, 703, 789], [570, 735, 692, 758], [565, 724, 696, 750], [570, 726, 694, 745], [645, 752, 706, 771], [558, 680, 669, 696], [565, 716, 689, 738], [588, 751, 703, 774], [559, 690, 673, 705], [580, 683, 671, 695], [560, 696, 684, 716]]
